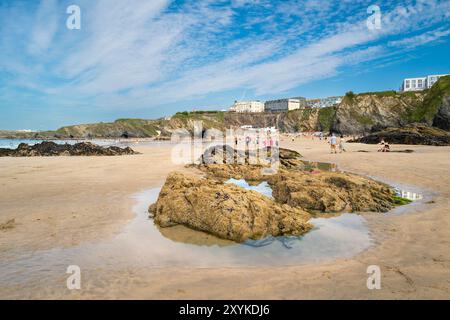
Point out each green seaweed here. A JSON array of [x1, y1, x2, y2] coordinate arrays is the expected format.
[[393, 195, 413, 206]]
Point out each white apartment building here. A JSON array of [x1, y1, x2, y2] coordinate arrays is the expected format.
[[306, 96, 343, 108], [229, 100, 265, 113], [426, 74, 448, 88], [265, 97, 306, 112], [401, 74, 448, 92]]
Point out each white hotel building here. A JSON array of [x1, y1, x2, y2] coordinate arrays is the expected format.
[[401, 74, 448, 92], [264, 97, 306, 112], [229, 100, 265, 113]]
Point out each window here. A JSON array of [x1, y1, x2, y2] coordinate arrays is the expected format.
[[418, 79, 423, 87], [412, 80, 416, 88], [405, 80, 410, 88]]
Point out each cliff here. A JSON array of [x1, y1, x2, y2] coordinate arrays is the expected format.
[[2, 76, 449, 139], [332, 75, 450, 134], [331, 91, 426, 134]]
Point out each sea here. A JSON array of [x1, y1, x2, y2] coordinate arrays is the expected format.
[[0, 139, 117, 149]]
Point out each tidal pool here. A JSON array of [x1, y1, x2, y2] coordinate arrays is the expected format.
[[0, 168, 425, 297]]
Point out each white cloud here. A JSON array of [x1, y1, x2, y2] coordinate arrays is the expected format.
[[28, 0, 59, 55], [389, 28, 450, 49], [1, 0, 449, 113]]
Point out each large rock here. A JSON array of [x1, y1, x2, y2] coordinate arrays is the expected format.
[[149, 172, 312, 242], [194, 159, 397, 214], [197, 164, 265, 181], [351, 124, 450, 146], [0, 141, 138, 157], [196, 146, 304, 181], [267, 171, 396, 213]]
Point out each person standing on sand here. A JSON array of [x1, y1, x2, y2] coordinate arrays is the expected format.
[[330, 133, 338, 154], [339, 134, 346, 153]]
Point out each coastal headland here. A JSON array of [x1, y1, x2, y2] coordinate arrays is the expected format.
[[1, 75, 449, 142]]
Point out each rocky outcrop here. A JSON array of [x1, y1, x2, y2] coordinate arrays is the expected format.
[[196, 145, 305, 181], [196, 146, 397, 213], [196, 166, 396, 214], [151, 144, 402, 242], [197, 163, 265, 181], [200, 145, 302, 166], [0, 141, 138, 157], [267, 171, 396, 213], [433, 94, 450, 130], [149, 172, 312, 242], [332, 92, 426, 134], [352, 124, 450, 146]]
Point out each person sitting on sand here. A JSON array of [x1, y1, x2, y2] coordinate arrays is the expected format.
[[378, 139, 386, 152], [329, 133, 338, 154]]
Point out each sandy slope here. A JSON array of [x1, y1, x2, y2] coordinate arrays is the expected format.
[[0, 139, 449, 299]]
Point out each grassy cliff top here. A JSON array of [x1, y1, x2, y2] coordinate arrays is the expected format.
[[405, 75, 450, 123], [2, 77, 449, 138]]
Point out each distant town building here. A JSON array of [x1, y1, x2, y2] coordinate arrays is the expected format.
[[401, 74, 449, 92], [264, 97, 306, 112], [240, 125, 277, 133], [229, 100, 265, 113], [306, 96, 343, 108]]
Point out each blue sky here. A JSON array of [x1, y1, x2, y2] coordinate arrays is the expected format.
[[0, 0, 449, 130]]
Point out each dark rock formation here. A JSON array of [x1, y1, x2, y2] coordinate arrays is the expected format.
[[149, 172, 312, 242], [433, 95, 450, 130], [200, 145, 302, 167], [195, 145, 305, 181], [0, 141, 138, 157], [351, 124, 450, 146]]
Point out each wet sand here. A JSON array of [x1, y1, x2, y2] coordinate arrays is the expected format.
[[0, 139, 449, 299]]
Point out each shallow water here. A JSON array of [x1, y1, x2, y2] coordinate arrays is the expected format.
[[0, 138, 123, 149], [0, 167, 425, 297], [0, 138, 181, 150], [225, 178, 273, 198], [298, 160, 339, 172], [0, 186, 373, 289]]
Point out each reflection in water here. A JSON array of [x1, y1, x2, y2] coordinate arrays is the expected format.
[[225, 178, 273, 198], [157, 224, 235, 247], [0, 178, 423, 298], [397, 189, 423, 201], [299, 160, 339, 172], [0, 187, 373, 293]]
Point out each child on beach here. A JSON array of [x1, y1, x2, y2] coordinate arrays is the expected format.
[[329, 133, 337, 154], [339, 135, 346, 153]]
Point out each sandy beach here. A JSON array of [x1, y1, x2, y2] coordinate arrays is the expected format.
[[0, 138, 449, 299]]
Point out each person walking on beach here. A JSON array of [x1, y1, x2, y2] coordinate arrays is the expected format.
[[329, 133, 338, 154], [339, 134, 346, 153]]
